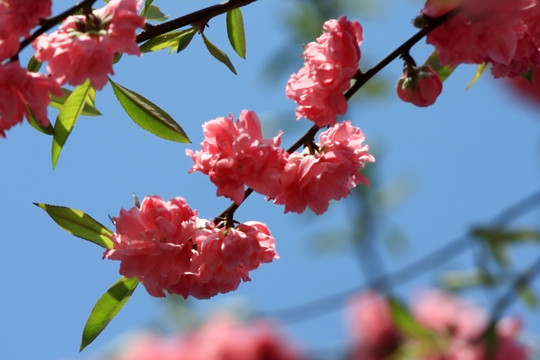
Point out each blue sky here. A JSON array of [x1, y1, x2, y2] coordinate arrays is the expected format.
[[1, 1, 540, 359]]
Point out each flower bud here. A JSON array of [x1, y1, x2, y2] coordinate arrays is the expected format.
[[396, 65, 442, 107]]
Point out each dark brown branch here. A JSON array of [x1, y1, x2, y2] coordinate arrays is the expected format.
[[137, 0, 258, 43]]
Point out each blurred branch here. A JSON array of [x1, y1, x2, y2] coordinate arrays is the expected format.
[[263, 188, 540, 323]]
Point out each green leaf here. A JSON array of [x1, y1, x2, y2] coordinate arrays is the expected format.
[[226, 9, 246, 59], [517, 283, 539, 309], [424, 51, 455, 82], [34, 203, 114, 249], [80, 277, 139, 351], [27, 56, 42, 72], [176, 27, 197, 53], [388, 296, 434, 339], [472, 227, 540, 266], [109, 79, 190, 143], [202, 34, 237, 75], [26, 107, 55, 135], [439, 270, 496, 290], [139, 28, 196, 54], [521, 66, 533, 84], [51, 80, 94, 168], [144, 4, 168, 21], [141, 0, 154, 17], [49, 88, 102, 116], [466, 63, 487, 90]]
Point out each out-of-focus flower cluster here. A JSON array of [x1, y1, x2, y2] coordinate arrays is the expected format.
[[422, 0, 540, 78], [0, 0, 144, 137], [104, 195, 278, 299], [108, 316, 308, 360], [347, 290, 529, 360]]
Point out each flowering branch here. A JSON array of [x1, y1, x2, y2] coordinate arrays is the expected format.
[[136, 0, 258, 43], [215, 6, 462, 223]]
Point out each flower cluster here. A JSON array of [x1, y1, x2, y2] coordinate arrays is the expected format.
[[112, 316, 308, 360], [33, 0, 145, 90], [186, 110, 288, 204], [0, 1, 62, 137], [0, 0, 144, 137], [187, 112, 374, 215], [422, 0, 540, 78], [104, 195, 278, 298], [272, 121, 374, 214], [347, 290, 528, 360], [286, 16, 363, 127]]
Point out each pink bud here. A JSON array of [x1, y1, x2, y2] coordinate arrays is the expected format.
[[396, 65, 443, 107]]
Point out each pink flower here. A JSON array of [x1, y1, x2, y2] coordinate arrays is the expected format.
[[104, 196, 199, 297], [0, 0, 52, 61], [272, 121, 374, 215], [0, 61, 61, 137], [412, 290, 528, 360], [32, 0, 144, 90], [347, 291, 399, 360], [397, 65, 443, 107], [105, 195, 278, 299], [186, 110, 288, 204], [286, 16, 362, 127], [171, 316, 308, 360], [187, 220, 278, 299], [422, 0, 534, 67]]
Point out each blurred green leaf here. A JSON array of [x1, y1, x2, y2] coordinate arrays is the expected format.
[[141, 0, 153, 17], [517, 283, 539, 309], [466, 63, 487, 90], [202, 34, 237, 75], [80, 277, 139, 351], [49, 88, 101, 116], [34, 203, 114, 249], [109, 79, 190, 143], [439, 270, 496, 291], [51, 80, 94, 168], [144, 4, 167, 21], [226, 9, 246, 59], [522, 67, 534, 84], [26, 56, 42, 72], [471, 227, 540, 266], [424, 51, 456, 82], [388, 296, 434, 340]]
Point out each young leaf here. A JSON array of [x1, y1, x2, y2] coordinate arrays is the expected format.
[[34, 203, 114, 249], [467, 63, 487, 90], [27, 56, 42, 72], [51, 80, 94, 168], [424, 51, 456, 82], [139, 28, 196, 54], [80, 277, 139, 351], [144, 4, 168, 21], [49, 88, 102, 116], [202, 34, 237, 75], [141, 0, 154, 17], [226, 9, 246, 59], [109, 79, 190, 143], [176, 27, 197, 53]]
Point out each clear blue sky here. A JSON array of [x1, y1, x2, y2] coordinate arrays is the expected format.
[[1, 1, 539, 359]]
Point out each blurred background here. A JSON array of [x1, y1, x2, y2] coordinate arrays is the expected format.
[[1, 0, 540, 359]]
